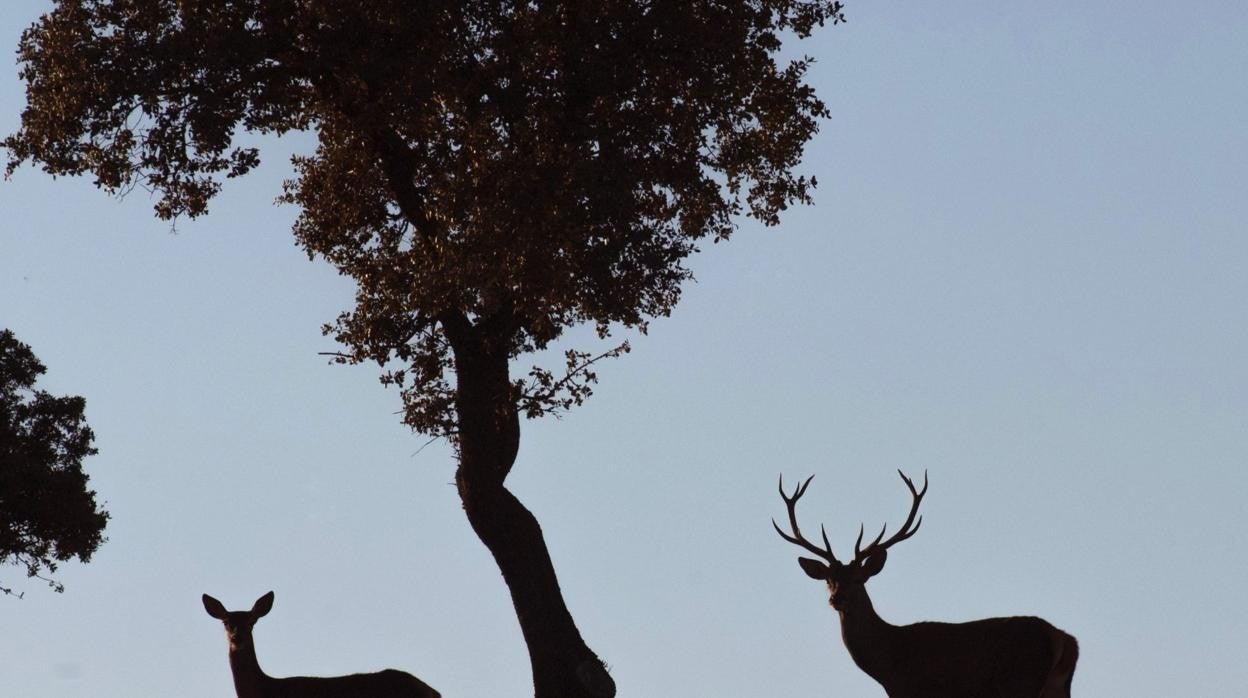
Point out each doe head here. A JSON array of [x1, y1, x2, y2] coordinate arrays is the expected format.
[[202, 591, 275, 649]]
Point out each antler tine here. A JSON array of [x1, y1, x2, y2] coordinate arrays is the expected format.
[[900, 468, 930, 499], [775, 473, 812, 508], [820, 524, 834, 557], [891, 468, 928, 535], [854, 469, 929, 562], [773, 474, 841, 564], [854, 521, 888, 560]]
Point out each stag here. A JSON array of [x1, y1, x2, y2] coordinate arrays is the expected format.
[[774, 471, 1078, 698]]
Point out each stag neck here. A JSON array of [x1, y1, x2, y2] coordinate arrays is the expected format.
[[226, 640, 272, 698], [836, 588, 901, 683]]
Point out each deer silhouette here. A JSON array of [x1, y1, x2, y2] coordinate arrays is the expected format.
[[202, 591, 440, 698], [774, 471, 1078, 697]]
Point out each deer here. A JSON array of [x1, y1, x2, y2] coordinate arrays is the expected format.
[[202, 591, 441, 698], [774, 471, 1078, 698]]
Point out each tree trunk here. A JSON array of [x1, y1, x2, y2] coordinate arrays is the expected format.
[[445, 314, 615, 698]]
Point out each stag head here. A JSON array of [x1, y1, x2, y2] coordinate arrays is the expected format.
[[774, 471, 928, 610]]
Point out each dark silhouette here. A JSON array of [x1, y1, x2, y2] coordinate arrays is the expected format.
[[202, 591, 440, 698], [7, 3, 844, 694], [774, 471, 1079, 697], [0, 329, 108, 596]]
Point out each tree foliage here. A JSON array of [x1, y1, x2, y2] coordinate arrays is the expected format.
[[6, 1, 842, 693], [6, 0, 842, 437], [0, 330, 108, 596]]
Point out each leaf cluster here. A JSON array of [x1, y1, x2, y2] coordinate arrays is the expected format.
[[6, 1, 844, 438], [0, 330, 109, 596]]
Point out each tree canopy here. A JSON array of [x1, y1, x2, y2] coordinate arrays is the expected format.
[[7, 0, 842, 437], [0, 330, 108, 596], [6, 1, 842, 694]]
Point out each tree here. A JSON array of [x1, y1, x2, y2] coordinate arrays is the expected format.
[[6, 1, 843, 694], [0, 329, 109, 597]]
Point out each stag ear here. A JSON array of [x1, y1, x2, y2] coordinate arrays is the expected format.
[[202, 594, 228, 619], [859, 549, 888, 579], [251, 591, 275, 618], [798, 557, 831, 580]]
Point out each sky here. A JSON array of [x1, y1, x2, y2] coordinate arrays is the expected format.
[[2, 2, 1246, 696]]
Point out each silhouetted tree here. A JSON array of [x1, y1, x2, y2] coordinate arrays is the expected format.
[[6, 2, 842, 693], [0, 330, 108, 597]]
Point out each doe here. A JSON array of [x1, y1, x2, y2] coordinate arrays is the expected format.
[[202, 591, 440, 698]]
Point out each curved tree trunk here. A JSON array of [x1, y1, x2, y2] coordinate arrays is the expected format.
[[445, 314, 615, 698], [355, 103, 615, 696]]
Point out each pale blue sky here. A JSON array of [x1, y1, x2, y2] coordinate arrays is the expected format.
[[2, 2, 1246, 696]]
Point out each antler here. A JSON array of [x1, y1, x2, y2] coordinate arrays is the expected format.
[[773, 475, 841, 565], [853, 469, 928, 562]]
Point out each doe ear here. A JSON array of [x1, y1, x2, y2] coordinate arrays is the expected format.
[[251, 591, 275, 618], [859, 549, 888, 579], [798, 557, 831, 580], [202, 594, 228, 620]]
